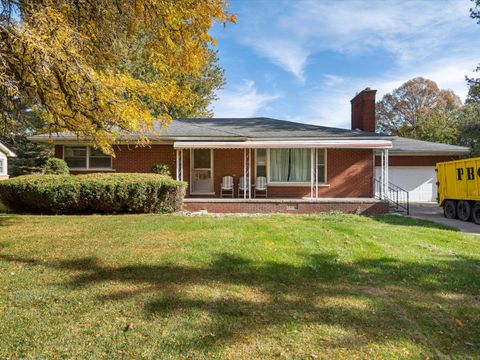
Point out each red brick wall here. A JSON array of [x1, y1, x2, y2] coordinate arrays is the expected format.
[[351, 89, 377, 132], [213, 149, 244, 195], [111, 144, 176, 173], [374, 155, 460, 167], [56, 145, 375, 198], [54, 145, 62, 158], [184, 200, 388, 215], [322, 149, 374, 197]]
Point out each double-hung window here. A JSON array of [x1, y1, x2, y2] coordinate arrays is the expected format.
[[0, 159, 4, 174], [256, 149, 267, 177], [316, 149, 326, 184], [63, 146, 112, 170]]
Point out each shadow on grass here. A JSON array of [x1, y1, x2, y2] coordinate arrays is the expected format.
[[0, 215, 21, 227], [373, 214, 458, 231], [1, 252, 479, 356]]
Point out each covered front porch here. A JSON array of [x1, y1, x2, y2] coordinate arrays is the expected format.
[[173, 139, 392, 205]]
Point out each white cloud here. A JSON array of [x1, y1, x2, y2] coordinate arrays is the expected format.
[[323, 74, 345, 88], [218, 0, 480, 129], [234, 0, 477, 79], [297, 56, 479, 129], [211, 80, 280, 118], [242, 38, 309, 82]]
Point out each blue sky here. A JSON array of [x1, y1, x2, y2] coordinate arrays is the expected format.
[[209, 0, 480, 129]]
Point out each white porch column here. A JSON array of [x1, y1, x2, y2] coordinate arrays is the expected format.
[[243, 148, 247, 199], [380, 150, 384, 199], [310, 149, 314, 198], [180, 149, 184, 181], [384, 149, 389, 199], [175, 150, 179, 181], [248, 148, 252, 200], [315, 148, 319, 198]]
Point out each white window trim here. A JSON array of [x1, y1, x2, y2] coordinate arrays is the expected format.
[[263, 148, 327, 186], [0, 158, 5, 175], [62, 145, 113, 171], [317, 148, 328, 185], [254, 149, 267, 179]]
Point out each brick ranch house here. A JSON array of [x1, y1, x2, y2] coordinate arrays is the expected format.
[[30, 89, 469, 214]]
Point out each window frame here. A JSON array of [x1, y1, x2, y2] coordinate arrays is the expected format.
[[254, 148, 267, 179], [260, 148, 327, 186], [316, 148, 327, 185], [0, 158, 4, 174], [62, 145, 112, 171]]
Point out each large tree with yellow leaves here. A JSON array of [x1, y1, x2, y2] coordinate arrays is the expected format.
[[0, 0, 234, 152]]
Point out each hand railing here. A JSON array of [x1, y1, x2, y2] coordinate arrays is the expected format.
[[374, 178, 409, 215]]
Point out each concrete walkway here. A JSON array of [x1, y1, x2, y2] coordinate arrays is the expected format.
[[408, 202, 480, 234]]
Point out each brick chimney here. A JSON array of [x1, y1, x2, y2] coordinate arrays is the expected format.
[[351, 88, 377, 132]]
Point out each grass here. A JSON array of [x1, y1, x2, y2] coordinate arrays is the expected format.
[[0, 213, 479, 359]]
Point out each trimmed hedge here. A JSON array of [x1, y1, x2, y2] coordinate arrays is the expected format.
[[43, 158, 70, 175], [0, 173, 186, 214]]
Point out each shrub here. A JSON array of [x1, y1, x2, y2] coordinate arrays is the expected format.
[[0, 173, 186, 214], [151, 163, 171, 176], [43, 158, 70, 175]]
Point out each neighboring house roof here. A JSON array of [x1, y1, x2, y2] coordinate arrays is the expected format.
[[29, 117, 388, 141], [390, 136, 469, 155], [0, 141, 16, 157]]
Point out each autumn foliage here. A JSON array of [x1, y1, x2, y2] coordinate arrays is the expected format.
[[0, 1, 235, 152]]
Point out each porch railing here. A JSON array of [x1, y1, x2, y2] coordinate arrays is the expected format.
[[374, 178, 409, 215]]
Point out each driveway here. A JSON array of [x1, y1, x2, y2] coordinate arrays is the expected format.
[[408, 202, 480, 234]]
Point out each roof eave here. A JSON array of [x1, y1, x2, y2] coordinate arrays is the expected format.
[[0, 142, 16, 157], [387, 150, 470, 156]]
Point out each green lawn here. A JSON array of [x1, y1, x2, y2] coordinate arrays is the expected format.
[[0, 213, 479, 359]]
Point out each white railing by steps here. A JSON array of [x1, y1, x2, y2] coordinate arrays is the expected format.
[[374, 178, 410, 215]]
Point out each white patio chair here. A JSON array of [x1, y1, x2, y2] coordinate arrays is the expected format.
[[220, 176, 234, 198], [254, 176, 268, 198], [237, 176, 250, 198]]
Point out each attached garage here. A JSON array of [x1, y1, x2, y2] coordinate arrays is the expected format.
[[375, 166, 437, 202], [375, 137, 470, 203]]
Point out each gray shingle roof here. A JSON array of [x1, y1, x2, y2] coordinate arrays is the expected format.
[[390, 136, 469, 155], [31, 117, 385, 140], [29, 117, 471, 155], [165, 118, 382, 138]]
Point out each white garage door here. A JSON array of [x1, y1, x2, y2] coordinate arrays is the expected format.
[[375, 166, 437, 202]]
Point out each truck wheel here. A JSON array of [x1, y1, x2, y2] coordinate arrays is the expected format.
[[457, 200, 471, 221], [444, 200, 456, 219], [472, 203, 480, 225]]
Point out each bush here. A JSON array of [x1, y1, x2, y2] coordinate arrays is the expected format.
[[0, 173, 186, 214], [151, 163, 171, 176], [43, 158, 70, 175]]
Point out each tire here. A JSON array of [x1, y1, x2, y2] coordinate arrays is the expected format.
[[472, 202, 480, 225], [444, 200, 456, 219], [457, 200, 471, 222]]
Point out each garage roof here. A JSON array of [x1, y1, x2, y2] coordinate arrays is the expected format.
[[390, 137, 470, 155]]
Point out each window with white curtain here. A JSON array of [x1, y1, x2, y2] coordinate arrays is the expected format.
[[269, 148, 311, 183]]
